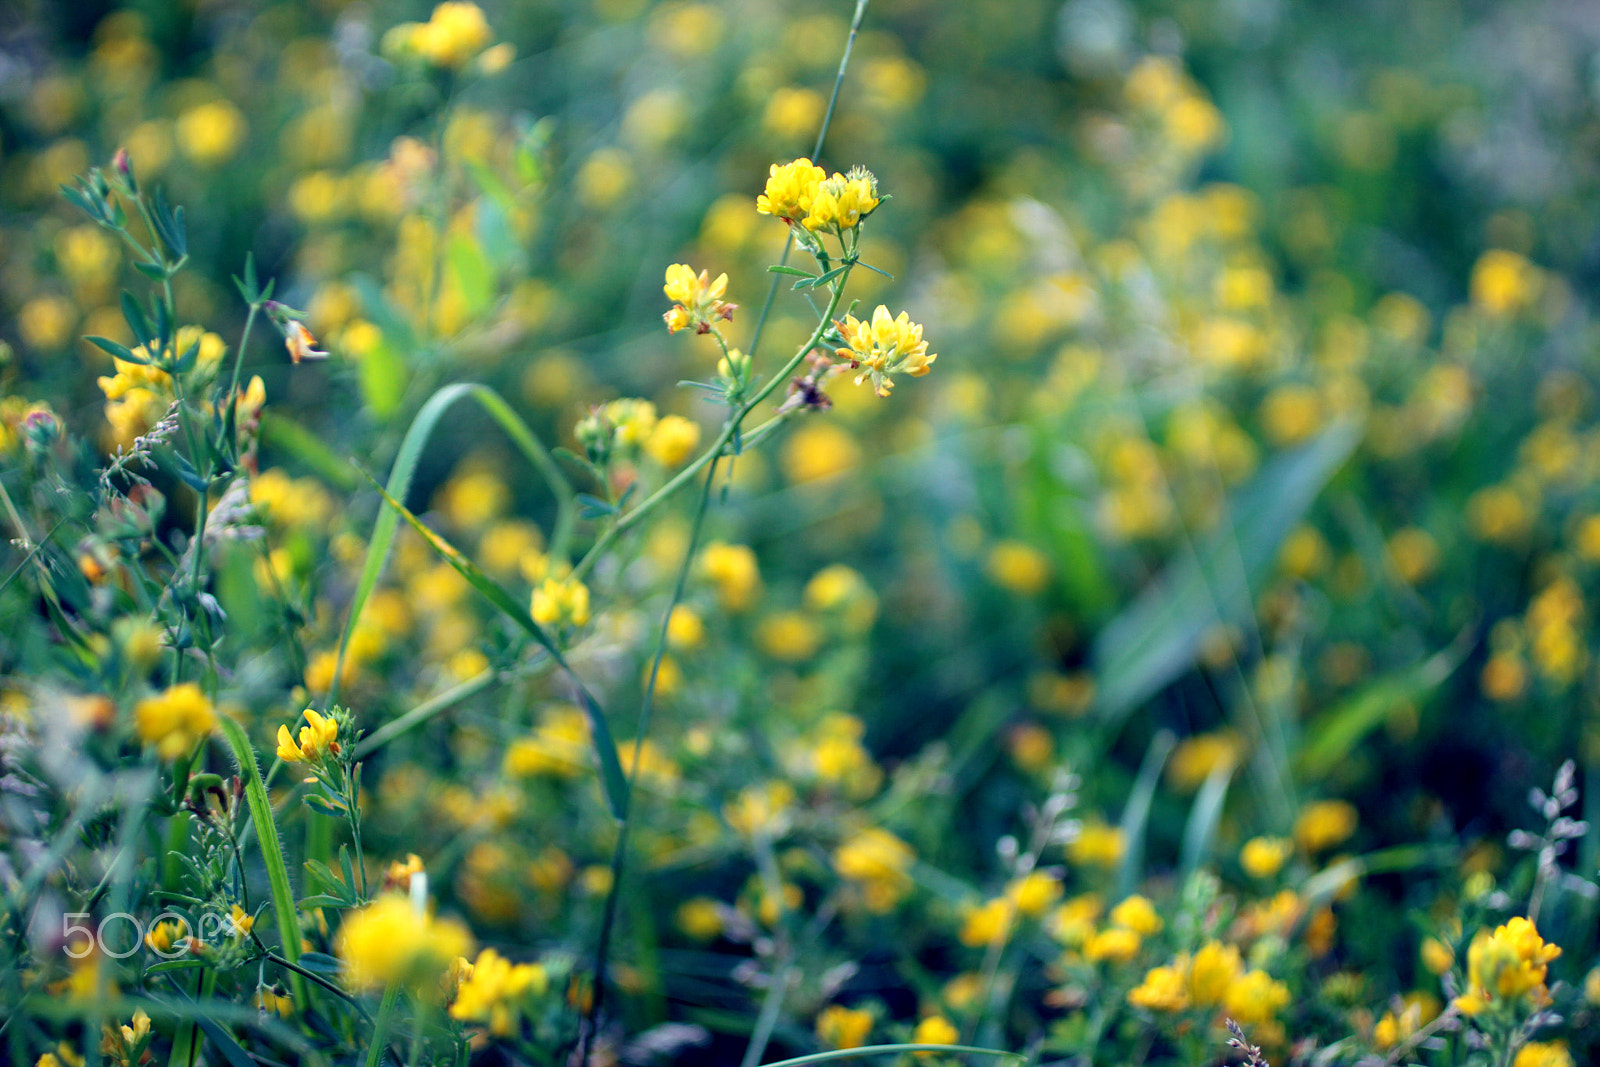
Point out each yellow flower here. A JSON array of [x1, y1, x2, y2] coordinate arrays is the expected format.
[[911, 1014, 959, 1049], [1128, 963, 1190, 1012], [662, 264, 736, 334], [1240, 836, 1294, 879], [699, 541, 761, 612], [1453, 917, 1561, 1015], [449, 948, 548, 1036], [677, 897, 723, 940], [1007, 871, 1063, 918], [645, 414, 701, 466], [756, 157, 825, 223], [1294, 799, 1358, 853], [1188, 941, 1244, 1007], [176, 100, 246, 165], [986, 540, 1051, 595], [1067, 821, 1125, 868], [802, 167, 881, 232], [1109, 894, 1163, 936], [134, 682, 217, 760], [756, 611, 822, 662], [531, 576, 591, 628], [816, 1004, 874, 1050], [335, 893, 474, 990], [833, 305, 937, 397], [1471, 249, 1543, 316], [834, 827, 916, 913], [1224, 969, 1290, 1026], [1514, 1041, 1573, 1067], [1084, 926, 1142, 963], [959, 897, 1012, 947], [1420, 937, 1454, 975], [274, 707, 340, 764], [284, 320, 329, 363], [414, 2, 494, 68]]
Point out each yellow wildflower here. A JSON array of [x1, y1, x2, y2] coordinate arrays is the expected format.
[[1128, 963, 1190, 1012], [284, 320, 328, 363], [1294, 799, 1358, 853], [816, 1004, 874, 1050], [1514, 1041, 1574, 1067], [274, 707, 340, 764], [449, 948, 548, 1036], [700, 541, 761, 612], [1084, 926, 1142, 963], [1471, 249, 1543, 317], [1068, 821, 1125, 868], [986, 540, 1051, 595], [1188, 941, 1244, 1007], [134, 682, 217, 760], [531, 576, 591, 628], [1240, 836, 1294, 879], [662, 264, 736, 334], [176, 100, 246, 165], [1453, 917, 1561, 1015], [912, 1014, 959, 1049], [1225, 969, 1290, 1025], [410, 2, 494, 68], [1420, 937, 1454, 975], [334, 894, 474, 990], [756, 157, 825, 224], [833, 305, 937, 397], [1007, 870, 1063, 917], [834, 827, 915, 913], [677, 897, 723, 940], [1109, 894, 1163, 936], [802, 167, 881, 232], [645, 414, 701, 466], [959, 897, 1012, 946]]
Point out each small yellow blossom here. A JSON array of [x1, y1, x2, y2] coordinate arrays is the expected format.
[[833, 305, 937, 397], [176, 100, 246, 165], [911, 1014, 960, 1049], [986, 540, 1051, 595], [816, 1004, 874, 1050], [1420, 937, 1454, 975], [1007, 871, 1063, 918], [662, 264, 736, 334], [531, 576, 591, 628], [449, 948, 548, 1036], [700, 541, 761, 612], [802, 167, 881, 233], [405, 2, 494, 69], [274, 707, 340, 764], [834, 827, 916, 913], [1068, 821, 1125, 868], [1453, 917, 1561, 1015], [1514, 1041, 1574, 1067], [645, 414, 701, 466], [1240, 836, 1294, 879], [677, 897, 723, 940], [756, 157, 825, 223], [1294, 799, 1358, 853], [134, 682, 217, 760], [959, 897, 1012, 946], [1128, 962, 1190, 1012], [335, 893, 474, 990], [1109, 894, 1163, 936], [1084, 926, 1142, 963], [1471, 249, 1543, 316], [757, 611, 822, 662]]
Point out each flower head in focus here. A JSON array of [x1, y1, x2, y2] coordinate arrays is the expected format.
[[833, 305, 936, 397], [274, 707, 342, 764], [756, 158, 826, 224], [803, 167, 880, 233], [663, 264, 736, 334]]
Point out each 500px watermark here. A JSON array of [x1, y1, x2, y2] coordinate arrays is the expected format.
[[61, 911, 247, 959]]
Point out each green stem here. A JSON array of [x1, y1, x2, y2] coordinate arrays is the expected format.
[[740, 960, 796, 1067], [757, 1046, 1025, 1067], [225, 300, 262, 412], [264, 951, 372, 1021], [366, 979, 403, 1067], [570, 270, 852, 585], [167, 967, 216, 1067], [352, 668, 499, 760]]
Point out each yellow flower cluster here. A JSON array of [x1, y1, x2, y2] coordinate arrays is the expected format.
[[387, 2, 495, 69], [531, 575, 591, 629], [274, 707, 340, 764], [134, 682, 217, 761], [833, 826, 916, 913], [833, 305, 937, 397], [662, 264, 736, 334], [756, 158, 880, 233], [815, 1003, 874, 1050], [1453, 917, 1561, 1015], [448, 948, 548, 1036], [1126, 940, 1289, 1026], [334, 893, 474, 990]]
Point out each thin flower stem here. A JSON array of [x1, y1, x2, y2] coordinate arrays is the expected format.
[[365, 979, 402, 1067], [578, 450, 722, 1064]]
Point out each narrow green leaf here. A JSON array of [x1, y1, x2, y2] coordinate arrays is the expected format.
[[1091, 420, 1362, 728], [447, 233, 495, 319], [144, 959, 205, 976], [1296, 635, 1468, 781], [134, 261, 169, 281], [85, 335, 142, 363], [338, 844, 357, 899], [856, 260, 894, 279], [295, 951, 345, 975], [1179, 759, 1234, 881], [1115, 729, 1176, 899], [366, 477, 630, 819], [192, 1016, 255, 1067], [767, 265, 817, 278], [216, 717, 305, 1005], [756, 1045, 1025, 1067], [122, 291, 154, 346], [578, 493, 616, 519]]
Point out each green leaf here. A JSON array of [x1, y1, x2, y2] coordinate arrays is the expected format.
[[217, 717, 305, 1004], [1296, 634, 1469, 782], [1179, 759, 1234, 881], [85, 335, 142, 363], [296, 950, 345, 974], [330, 383, 577, 711], [1115, 729, 1175, 899], [578, 493, 616, 519], [365, 476, 631, 820], [856, 260, 894, 279], [303, 793, 347, 818], [144, 959, 206, 976], [122, 291, 155, 347], [1091, 420, 1362, 729], [767, 265, 817, 279], [133, 261, 170, 280], [357, 333, 406, 419], [447, 233, 495, 319], [192, 1017, 256, 1067]]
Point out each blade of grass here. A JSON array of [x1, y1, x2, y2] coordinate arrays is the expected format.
[[365, 476, 628, 819], [217, 717, 306, 1007], [757, 1046, 1025, 1067], [1179, 759, 1235, 881], [1116, 729, 1176, 899], [328, 382, 577, 709]]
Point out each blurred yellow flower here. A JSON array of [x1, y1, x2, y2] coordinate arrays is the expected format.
[[834, 826, 915, 913], [757, 611, 822, 662], [959, 897, 1012, 947], [1084, 926, 1141, 963], [1109, 894, 1163, 936], [911, 1014, 959, 1048], [1454, 917, 1561, 1015], [335, 894, 473, 990], [1514, 1042, 1573, 1067], [1128, 962, 1189, 1012], [1470, 249, 1543, 317], [1294, 799, 1358, 853], [176, 100, 247, 165], [531, 576, 591, 629], [1240, 836, 1293, 879], [1068, 822, 1125, 868], [699, 541, 761, 612], [645, 414, 701, 466], [985, 540, 1051, 595], [134, 683, 216, 760], [816, 1003, 873, 1050], [1224, 969, 1290, 1025], [448, 948, 547, 1036]]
